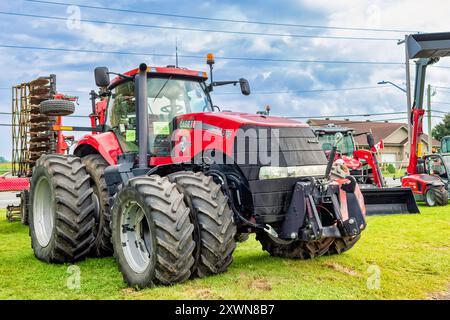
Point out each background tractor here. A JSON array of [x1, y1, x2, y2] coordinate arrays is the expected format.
[[441, 136, 450, 153], [28, 57, 367, 288], [313, 124, 419, 215], [400, 32, 450, 207]]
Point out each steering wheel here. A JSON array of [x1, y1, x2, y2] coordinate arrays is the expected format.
[[160, 105, 183, 114]]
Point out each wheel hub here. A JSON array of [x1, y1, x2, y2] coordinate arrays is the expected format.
[[33, 176, 55, 247], [120, 201, 153, 273], [426, 189, 436, 206]]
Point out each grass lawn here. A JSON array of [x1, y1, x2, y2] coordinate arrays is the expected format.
[[0, 204, 448, 300], [0, 162, 12, 173]]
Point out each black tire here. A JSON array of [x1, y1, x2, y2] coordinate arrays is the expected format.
[[425, 186, 448, 206], [256, 232, 335, 259], [435, 186, 448, 206], [111, 175, 195, 288], [327, 235, 361, 256], [82, 154, 113, 257], [20, 190, 29, 225], [168, 171, 236, 278], [40, 99, 75, 116], [29, 155, 95, 263]]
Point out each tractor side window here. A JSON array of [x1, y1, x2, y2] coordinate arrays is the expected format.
[[107, 77, 212, 156], [318, 133, 354, 156], [428, 158, 447, 178], [108, 81, 138, 152]]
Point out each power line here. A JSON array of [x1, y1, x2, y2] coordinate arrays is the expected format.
[[287, 111, 406, 119], [215, 86, 387, 95], [432, 101, 450, 105], [286, 110, 447, 119], [0, 11, 401, 42], [0, 111, 89, 118], [431, 109, 449, 114], [0, 44, 406, 65], [24, 0, 419, 34], [0, 87, 88, 94]]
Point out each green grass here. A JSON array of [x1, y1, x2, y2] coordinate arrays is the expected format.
[[0, 162, 11, 172], [0, 204, 449, 300], [381, 168, 406, 178]]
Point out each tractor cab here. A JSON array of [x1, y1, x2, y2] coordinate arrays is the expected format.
[[313, 124, 356, 157], [442, 136, 450, 153], [92, 57, 250, 160], [104, 67, 213, 156], [424, 154, 450, 183]]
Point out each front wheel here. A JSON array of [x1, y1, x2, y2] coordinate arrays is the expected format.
[[327, 235, 361, 256], [111, 175, 195, 288], [256, 232, 334, 259], [82, 154, 113, 257], [168, 171, 236, 278], [424, 186, 448, 206]]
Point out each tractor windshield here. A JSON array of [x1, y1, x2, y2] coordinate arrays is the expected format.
[[108, 76, 212, 155], [318, 132, 355, 156]]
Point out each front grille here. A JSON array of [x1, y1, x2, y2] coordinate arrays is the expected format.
[[233, 125, 328, 221]]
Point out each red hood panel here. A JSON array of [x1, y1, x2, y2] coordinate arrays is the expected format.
[[183, 112, 308, 128]]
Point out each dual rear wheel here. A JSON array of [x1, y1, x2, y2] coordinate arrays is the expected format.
[[29, 156, 236, 288]]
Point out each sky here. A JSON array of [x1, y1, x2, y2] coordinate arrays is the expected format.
[[0, 0, 449, 160]]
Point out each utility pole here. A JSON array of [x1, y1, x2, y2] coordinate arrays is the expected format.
[[427, 84, 433, 153], [404, 35, 412, 149]]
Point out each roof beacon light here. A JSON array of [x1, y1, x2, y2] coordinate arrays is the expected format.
[[207, 53, 215, 65]]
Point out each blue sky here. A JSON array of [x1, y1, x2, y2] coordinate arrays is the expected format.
[[0, 0, 449, 159]]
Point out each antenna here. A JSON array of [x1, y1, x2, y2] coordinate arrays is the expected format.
[[175, 38, 179, 68]]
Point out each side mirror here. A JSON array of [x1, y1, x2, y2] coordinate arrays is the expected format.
[[239, 78, 251, 96], [94, 67, 110, 87], [366, 133, 375, 148]]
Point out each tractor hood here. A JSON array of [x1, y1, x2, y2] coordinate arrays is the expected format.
[[176, 111, 308, 129]]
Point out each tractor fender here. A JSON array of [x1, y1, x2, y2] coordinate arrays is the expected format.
[[74, 132, 123, 165], [402, 174, 444, 194]]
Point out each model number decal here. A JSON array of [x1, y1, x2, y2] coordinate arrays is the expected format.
[[179, 120, 194, 129]]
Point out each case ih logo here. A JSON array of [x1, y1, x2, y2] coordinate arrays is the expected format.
[[171, 121, 281, 166]]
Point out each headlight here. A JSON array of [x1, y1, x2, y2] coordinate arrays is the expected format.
[[259, 165, 328, 180]]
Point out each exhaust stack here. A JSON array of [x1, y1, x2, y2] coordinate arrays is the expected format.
[[136, 63, 149, 168]]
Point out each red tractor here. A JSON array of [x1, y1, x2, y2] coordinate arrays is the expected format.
[[313, 124, 419, 215], [400, 32, 450, 207], [28, 57, 367, 288]]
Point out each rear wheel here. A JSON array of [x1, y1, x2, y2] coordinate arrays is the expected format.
[[111, 175, 195, 288], [425, 186, 448, 206], [82, 154, 113, 257], [169, 171, 236, 278], [20, 190, 29, 225], [256, 232, 334, 259], [29, 155, 95, 263]]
